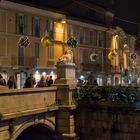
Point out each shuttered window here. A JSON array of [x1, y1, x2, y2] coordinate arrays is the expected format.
[[32, 17, 40, 37], [46, 19, 54, 39], [16, 13, 27, 35]]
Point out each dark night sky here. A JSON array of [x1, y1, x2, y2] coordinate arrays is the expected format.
[[8, 0, 140, 23], [8, 0, 140, 35], [92, 0, 139, 36], [90, 0, 140, 23]]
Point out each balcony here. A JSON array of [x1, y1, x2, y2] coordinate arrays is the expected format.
[[11, 56, 38, 68]]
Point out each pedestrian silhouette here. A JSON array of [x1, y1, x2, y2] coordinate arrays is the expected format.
[[0, 74, 6, 86], [48, 76, 53, 86], [24, 74, 36, 88], [7, 75, 17, 89]]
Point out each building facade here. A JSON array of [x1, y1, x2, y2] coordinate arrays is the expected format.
[[0, 0, 137, 87], [0, 0, 66, 88], [66, 19, 108, 85]]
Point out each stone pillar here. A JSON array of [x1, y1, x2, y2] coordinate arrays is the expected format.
[[55, 63, 77, 86], [55, 63, 78, 140]]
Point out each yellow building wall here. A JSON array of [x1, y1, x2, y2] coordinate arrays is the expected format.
[[0, 10, 6, 32], [0, 37, 7, 57], [7, 11, 16, 34], [27, 14, 33, 36], [54, 44, 63, 64], [0, 4, 66, 70]]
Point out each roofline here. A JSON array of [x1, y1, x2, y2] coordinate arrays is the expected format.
[[1, 0, 66, 19], [73, 0, 114, 16], [66, 16, 109, 31]]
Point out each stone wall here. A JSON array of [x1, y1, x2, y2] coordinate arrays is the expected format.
[[0, 87, 57, 116], [75, 106, 140, 140]]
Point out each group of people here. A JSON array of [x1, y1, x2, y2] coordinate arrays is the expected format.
[[0, 73, 54, 89], [0, 74, 17, 89], [24, 74, 53, 88]]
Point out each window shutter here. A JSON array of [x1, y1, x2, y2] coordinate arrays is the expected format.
[[24, 15, 28, 35], [16, 13, 19, 34]]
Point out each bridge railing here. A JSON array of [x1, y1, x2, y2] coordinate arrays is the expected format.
[[0, 87, 58, 120]]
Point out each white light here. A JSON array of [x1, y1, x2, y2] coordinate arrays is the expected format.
[[35, 71, 40, 82], [61, 20, 66, 24], [50, 71, 54, 75], [42, 72, 46, 76], [115, 34, 119, 38], [123, 44, 128, 47], [80, 75, 84, 80], [35, 70, 39, 74]]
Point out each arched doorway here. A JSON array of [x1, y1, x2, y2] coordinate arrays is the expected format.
[[16, 124, 58, 140]]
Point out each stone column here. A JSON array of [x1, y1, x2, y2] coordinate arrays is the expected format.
[[55, 63, 78, 140], [55, 63, 77, 86]]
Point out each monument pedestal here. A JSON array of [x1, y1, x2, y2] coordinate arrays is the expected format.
[[55, 62, 78, 140], [55, 63, 77, 86]]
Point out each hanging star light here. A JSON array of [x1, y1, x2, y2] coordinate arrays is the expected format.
[[67, 37, 78, 48], [129, 53, 137, 61], [41, 32, 52, 47], [90, 52, 98, 62], [108, 49, 117, 60], [18, 35, 30, 48]]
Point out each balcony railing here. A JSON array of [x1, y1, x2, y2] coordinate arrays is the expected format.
[[11, 56, 38, 68]]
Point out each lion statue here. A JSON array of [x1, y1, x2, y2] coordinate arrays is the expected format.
[[57, 49, 73, 64]]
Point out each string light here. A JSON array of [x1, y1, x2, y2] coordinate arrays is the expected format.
[[115, 16, 139, 25]]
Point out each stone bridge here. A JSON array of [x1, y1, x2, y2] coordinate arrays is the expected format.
[[0, 63, 78, 140], [0, 85, 77, 140]]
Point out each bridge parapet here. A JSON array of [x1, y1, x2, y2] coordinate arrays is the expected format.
[[0, 61, 78, 140], [0, 87, 58, 120]]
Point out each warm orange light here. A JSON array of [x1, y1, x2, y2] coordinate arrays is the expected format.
[[110, 35, 118, 67], [54, 22, 64, 41], [61, 20, 66, 24], [123, 52, 127, 69], [46, 74, 57, 80]]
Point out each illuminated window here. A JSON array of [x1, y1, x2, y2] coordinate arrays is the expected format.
[[16, 13, 27, 35], [32, 17, 40, 37], [54, 22, 64, 41]]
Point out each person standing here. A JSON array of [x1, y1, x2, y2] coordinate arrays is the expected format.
[[7, 75, 17, 89], [36, 76, 46, 87], [47, 76, 53, 86], [0, 74, 6, 86], [24, 74, 36, 88]]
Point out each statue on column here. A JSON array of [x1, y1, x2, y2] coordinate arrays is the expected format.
[[57, 37, 77, 64], [57, 49, 74, 64]]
